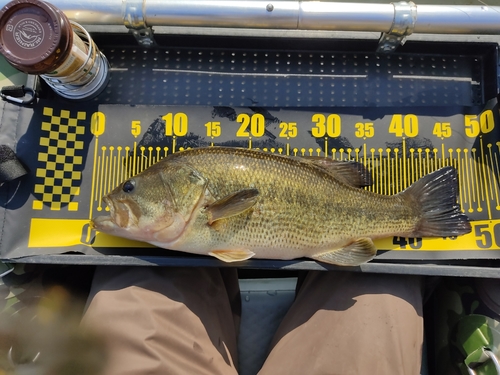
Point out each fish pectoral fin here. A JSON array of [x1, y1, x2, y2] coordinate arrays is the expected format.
[[312, 238, 377, 266], [209, 249, 255, 263], [206, 189, 259, 225]]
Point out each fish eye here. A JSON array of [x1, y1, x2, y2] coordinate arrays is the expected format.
[[122, 180, 135, 193]]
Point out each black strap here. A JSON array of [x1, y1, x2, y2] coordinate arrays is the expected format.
[[0, 85, 35, 105], [0, 145, 27, 184]]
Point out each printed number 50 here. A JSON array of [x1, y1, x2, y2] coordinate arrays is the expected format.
[[475, 223, 500, 249], [464, 110, 494, 137]]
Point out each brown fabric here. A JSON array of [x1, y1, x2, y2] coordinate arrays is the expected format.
[[82, 268, 423, 375], [476, 278, 500, 318], [258, 271, 423, 375], [81, 267, 240, 375]]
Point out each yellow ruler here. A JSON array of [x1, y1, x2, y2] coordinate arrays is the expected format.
[[27, 102, 500, 256]]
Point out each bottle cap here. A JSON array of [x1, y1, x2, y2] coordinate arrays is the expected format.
[[0, 0, 72, 74]]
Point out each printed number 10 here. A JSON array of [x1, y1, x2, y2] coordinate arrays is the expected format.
[[163, 112, 188, 137]]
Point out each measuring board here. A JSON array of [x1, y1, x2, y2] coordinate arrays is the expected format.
[[0, 37, 498, 264], [2, 97, 497, 261]]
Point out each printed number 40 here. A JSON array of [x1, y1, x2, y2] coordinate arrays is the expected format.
[[389, 114, 418, 137], [393, 236, 422, 249]]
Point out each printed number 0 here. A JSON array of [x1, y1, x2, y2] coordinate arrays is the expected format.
[[91, 112, 106, 136]]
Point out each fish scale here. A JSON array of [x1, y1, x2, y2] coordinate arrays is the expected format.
[[176, 150, 330, 254], [92, 147, 471, 266]]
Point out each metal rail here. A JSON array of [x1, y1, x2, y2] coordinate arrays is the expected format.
[[6, 255, 500, 278], [1, 0, 499, 35]]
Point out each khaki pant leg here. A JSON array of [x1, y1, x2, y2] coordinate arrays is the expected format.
[[258, 271, 423, 375], [81, 266, 240, 375]]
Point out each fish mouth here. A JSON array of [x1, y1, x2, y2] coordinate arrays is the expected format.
[[92, 196, 139, 231], [91, 196, 116, 231], [91, 214, 114, 231], [116, 200, 140, 228]]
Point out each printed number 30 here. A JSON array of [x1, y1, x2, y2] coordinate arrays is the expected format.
[[311, 114, 341, 138]]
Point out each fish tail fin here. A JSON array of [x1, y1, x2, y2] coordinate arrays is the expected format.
[[402, 166, 471, 237]]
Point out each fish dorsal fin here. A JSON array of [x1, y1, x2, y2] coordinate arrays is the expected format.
[[312, 238, 377, 266], [299, 157, 372, 188], [206, 188, 259, 225], [209, 249, 255, 262]]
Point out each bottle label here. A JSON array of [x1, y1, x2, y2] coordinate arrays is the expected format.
[[46, 31, 89, 78]]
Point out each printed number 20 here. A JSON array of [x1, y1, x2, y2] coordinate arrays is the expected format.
[[236, 113, 265, 137]]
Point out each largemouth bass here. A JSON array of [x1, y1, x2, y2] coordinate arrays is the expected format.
[[92, 147, 471, 266]]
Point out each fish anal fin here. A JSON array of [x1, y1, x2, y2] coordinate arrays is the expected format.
[[209, 249, 255, 263], [207, 189, 259, 225], [312, 238, 377, 266]]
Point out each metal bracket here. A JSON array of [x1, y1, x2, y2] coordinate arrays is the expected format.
[[123, 0, 155, 47], [466, 348, 500, 375], [377, 1, 417, 53]]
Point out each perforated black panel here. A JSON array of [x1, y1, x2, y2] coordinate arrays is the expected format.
[[95, 42, 486, 107]]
